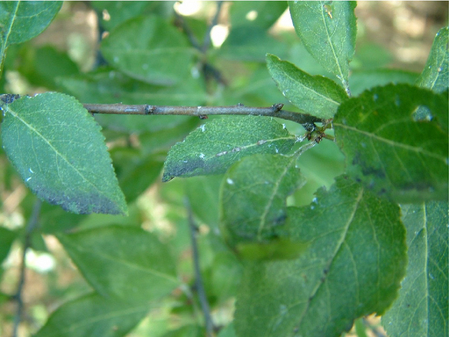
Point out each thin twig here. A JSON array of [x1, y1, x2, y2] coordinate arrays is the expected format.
[[173, 9, 202, 50], [201, 1, 224, 53], [12, 199, 42, 337], [185, 198, 215, 337], [83, 103, 321, 131], [173, 1, 226, 86]]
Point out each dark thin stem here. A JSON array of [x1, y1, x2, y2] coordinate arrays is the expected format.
[[201, 1, 224, 53], [173, 9, 202, 50], [185, 198, 215, 337], [83, 103, 321, 131], [174, 1, 226, 86], [12, 199, 42, 337]]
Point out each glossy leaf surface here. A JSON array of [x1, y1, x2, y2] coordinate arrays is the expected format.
[[382, 201, 449, 337], [289, 1, 356, 87], [266, 54, 347, 119], [57, 226, 179, 302], [235, 176, 407, 336], [101, 16, 195, 85], [1, 93, 127, 215], [221, 154, 305, 259], [416, 26, 449, 93], [163, 116, 296, 182], [34, 293, 150, 337], [334, 84, 449, 203]]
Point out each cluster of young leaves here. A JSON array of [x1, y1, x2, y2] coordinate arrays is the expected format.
[[0, 1, 448, 337]]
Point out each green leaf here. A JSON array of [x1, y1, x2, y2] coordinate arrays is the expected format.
[[229, 1, 287, 30], [349, 69, 418, 96], [218, 323, 237, 337], [58, 69, 206, 133], [100, 16, 195, 85], [219, 26, 287, 62], [382, 201, 449, 337], [416, 27, 449, 93], [138, 118, 199, 155], [266, 54, 348, 119], [0, 227, 16, 263], [220, 154, 306, 260], [0, 1, 62, 70], [288, 1, 356, 88], [221, 66, 293, 109], [1, 93, 127, 215], [17, 45, 79, 90], [185, 175, 222, 229], [39, 203, 86, 234], [162, 325, 203, 337], [34, 292, 150, 337], [210, 251, 243, 303], [91, 1, 150, 31], [59, 69, 205, 106], [334, 84, 449, 203], [111, 147, 163, 202], [351, 43, 393, 70], [293, 138, 345, 206], [162, 116, 296, 182], [235, 175, 407, 336], [57, 225, 180, 302]]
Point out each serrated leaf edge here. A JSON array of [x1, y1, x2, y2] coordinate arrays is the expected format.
[[257, 154, 300, 241], [267, 54, 342, 108], [2, 95, 127, 215], [294, 188, 364, 328]]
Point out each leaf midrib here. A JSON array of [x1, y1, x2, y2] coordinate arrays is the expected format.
[[274, 62, 341, 107], [256, 154, 297, 241], [293, 188, 364, 334], [319, 0, 346, 84], [67, 241, 179, 285], [334, 122, 448, 162], [5, 105, 121, 209], [43, 298, 151, 337], [206, 136, 295, 161], [2, 2, 20, 50]]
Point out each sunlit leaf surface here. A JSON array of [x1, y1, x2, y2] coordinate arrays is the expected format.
[[266, 53, 348, 119], [163, 116, 296, 181], [1, 93, 127, 215], [334, 84, 448, 203], [289, 1, 356, 88]]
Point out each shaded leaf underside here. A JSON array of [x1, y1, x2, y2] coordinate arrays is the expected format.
[[235, 176, 407, 336], [382, 201, 449, 337]]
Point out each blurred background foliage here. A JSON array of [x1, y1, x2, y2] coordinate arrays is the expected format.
[[0, 1, 448, 336]]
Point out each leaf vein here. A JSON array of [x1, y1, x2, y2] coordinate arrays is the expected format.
[[5, 105, 117, 206]]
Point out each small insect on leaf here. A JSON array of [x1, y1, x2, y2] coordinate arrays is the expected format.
[[324, 4, 333, 19]]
